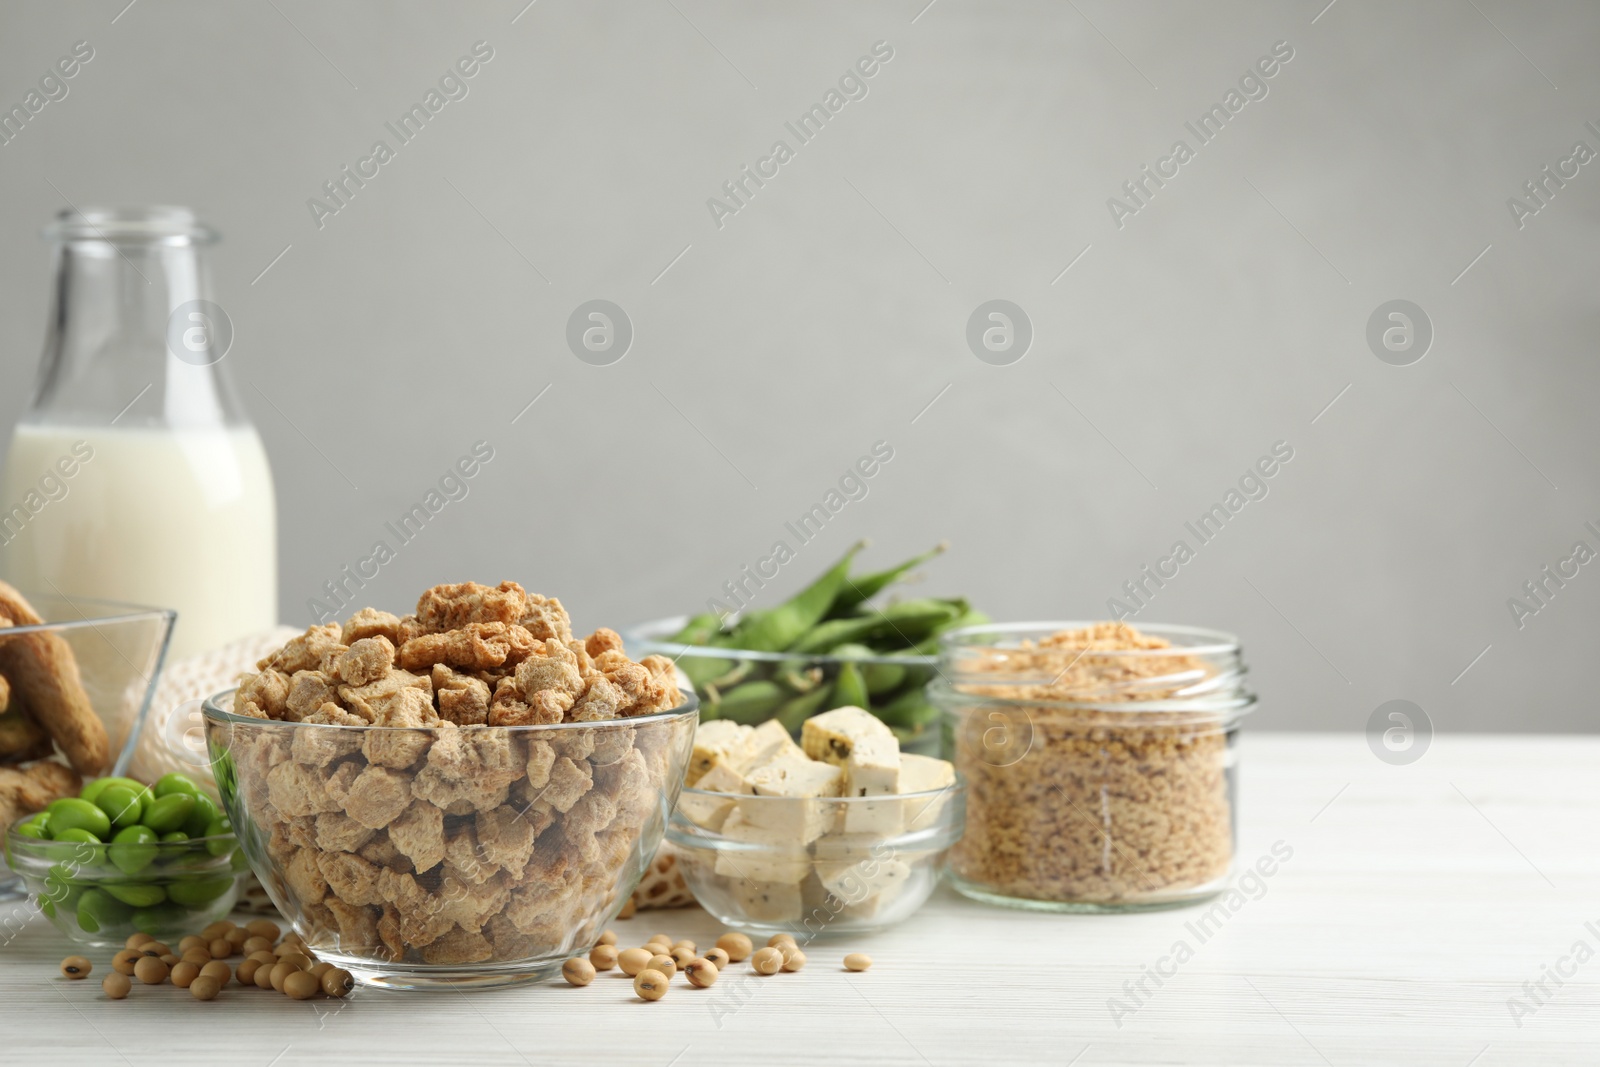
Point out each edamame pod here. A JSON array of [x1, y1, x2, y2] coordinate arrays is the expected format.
[[710, 681, 790, 725], [829, 661, 869, 710], [774, 684, 833, 733], [736, 542, 866, 652], [830, 542, 948, 616], [872, 686, 940, 728], [668, 612, 723, 645]]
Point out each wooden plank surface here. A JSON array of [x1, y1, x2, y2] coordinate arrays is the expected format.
[[2, 733, 1595, 1066]]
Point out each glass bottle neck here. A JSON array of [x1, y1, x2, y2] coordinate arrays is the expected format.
[[29, 217, 244, 431]]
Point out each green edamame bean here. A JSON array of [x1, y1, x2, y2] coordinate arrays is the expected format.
[[79, 777, 140, 805], [109, 825, 159, 876], [132, 903, 186, 934], [14, 816, 50, 840], [229, 848, 249, 872], [141, 793, 195, 834], [76, 889, 131, 933], [180, 793, 219, 838], [45, 798, 112, 839], [94, 785, 145, 830], [167, 877, 233, 907], [154, 773, 201, 798], [53, 827, 103, 846], [203, 820, 233, 856], [159, 831, 190, 844], [103, 882, 167, 908]]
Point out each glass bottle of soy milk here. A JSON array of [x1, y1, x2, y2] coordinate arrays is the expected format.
[[1, 207, 277, 659]]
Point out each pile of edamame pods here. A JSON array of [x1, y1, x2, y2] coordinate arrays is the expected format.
[[657, 543, 986, 750]]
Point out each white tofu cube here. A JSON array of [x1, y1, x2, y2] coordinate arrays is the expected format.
[[738, 719, 803, 771], [898, 753, 958, 831], [818, 857, 912, 905], [741, 753, 842, 843], [680, 762, 751, 830], [713, 809, 810, 883], [802, 705, 895, 765], [731, 878, 804, 923], [689, 720, 753, 784]]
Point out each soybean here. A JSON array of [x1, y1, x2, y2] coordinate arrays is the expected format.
[[647, 954, 676, 980], [133, 956, 169, 984], [282, 971, 319, 1000], [189, 975, 221, 1001], [102, 973, 132, 999], [704, 947, 730, 969], [617, 947, 653, 977], [589, 944, 619, 971], [781, 948, 806, 972], [561, 958, 596, 986], [170, 961, 200, 989], [683, 958, 719, 988], [843, 953, 873, 972], [59, 956, 91, 979], [750, 947, 783, 975], [715, 932, 753, 962], [321, 969, 354, 997], [633, 969, 669, 1001]]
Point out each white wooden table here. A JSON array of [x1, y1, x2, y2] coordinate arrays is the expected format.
[[2, 734, 1595, 1066]]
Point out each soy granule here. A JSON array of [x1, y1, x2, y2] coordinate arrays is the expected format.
[[946, 622, 1234, 906]]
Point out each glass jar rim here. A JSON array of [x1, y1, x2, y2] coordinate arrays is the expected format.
[[43, 206, 217, 245], [932, 620, 1254, 715], [939, 620, 1242, 657]]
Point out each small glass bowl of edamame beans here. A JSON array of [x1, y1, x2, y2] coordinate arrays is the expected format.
[[5, 772, 248, 948]]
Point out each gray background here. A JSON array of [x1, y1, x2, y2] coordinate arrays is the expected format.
[[1, 0, 1595, 732]]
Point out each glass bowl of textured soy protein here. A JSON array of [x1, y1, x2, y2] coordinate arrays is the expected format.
[[930, 622, 1255, 913]]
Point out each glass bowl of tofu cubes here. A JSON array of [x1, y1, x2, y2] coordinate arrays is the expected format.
[[666, 707, 964, 935]]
